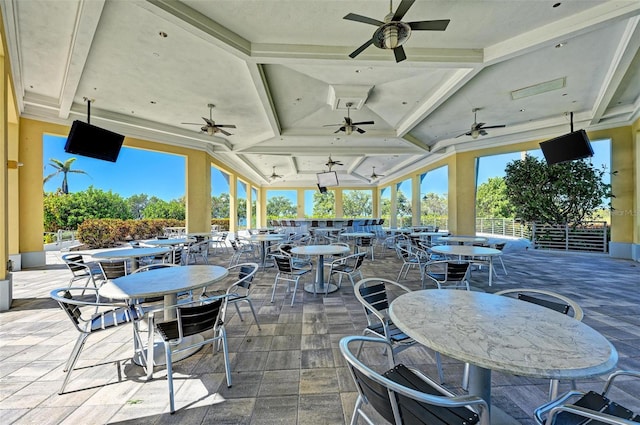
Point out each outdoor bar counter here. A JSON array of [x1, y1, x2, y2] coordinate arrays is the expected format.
[[268, 218, 384, 233]]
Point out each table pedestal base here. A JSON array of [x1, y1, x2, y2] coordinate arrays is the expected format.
[[304, 282, 338, 294]]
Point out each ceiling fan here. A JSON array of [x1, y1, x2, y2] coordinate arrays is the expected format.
[[323, 102, 374, 135], [344, 0, 450, 63], [269, 166, 283, 181], [325, 154, 344, 171], [182, 103, 236, 136], [456, 108, 506, 139], [370, 166, 385, 180]]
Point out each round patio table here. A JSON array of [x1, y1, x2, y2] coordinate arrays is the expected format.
[[291, 244, 350, 294], [389, 290, 617, 423], [244, 233, 286, 268], [91, 246, 170, 271], [430, 244, 501, 286], [438, 236, 488, 245], [98, 265, 228, 378]]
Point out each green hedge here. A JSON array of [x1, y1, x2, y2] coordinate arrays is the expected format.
[[77, 218, 184, 249]]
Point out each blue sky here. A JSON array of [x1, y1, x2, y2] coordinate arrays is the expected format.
[[44, 134, 229, 199], [43, 134, 610, 202]]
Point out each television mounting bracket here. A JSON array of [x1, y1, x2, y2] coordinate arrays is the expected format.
[[82, 97, 95, 124]]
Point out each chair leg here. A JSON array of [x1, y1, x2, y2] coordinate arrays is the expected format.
[[290, 278, 299, 306], [350, 395, 365, 425], [498, 256, 507, 275], [270, 277, 279, 303], [60, 333, 89, 394], [219, 328, 232, 387], [164, 342, 176, 414], [245, 299, 261, 330], [233, 301, 244, 322]]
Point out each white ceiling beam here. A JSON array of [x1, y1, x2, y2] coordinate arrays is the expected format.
[[237, 145, 422, 156], [141, 0, 251, 58], [246, 63, 281, 137], [57, 0, 105, 119], [1, 0, 24, 113], [591, 16, 640, 125], [396, 67, 480, 137], [484, 1, 640, 65], [251, 43, 483, 65]]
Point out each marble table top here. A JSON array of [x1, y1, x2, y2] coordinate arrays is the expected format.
[[92, 247, 170, 260], [245, 234, 286, 242], [438, 236, 488, 244], [98, 265, 228, 300], [143, 238, 195, 246], [340, 232, 375, 238], [389, 290, 618, 380], [430, 245, 501, 257], [409, 232, 449, 237], [291, 245, 350, 256]]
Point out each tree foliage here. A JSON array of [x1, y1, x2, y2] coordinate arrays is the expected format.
[[503, 155, 611, 224], [421, 192, 447, 217], [43, 186, 131, 231], [343, 190, 372, 217], [127, 193, 149, 219], [212, 193, 230, 218], [475, 177, 514, 218], [43, 157, 89, 194], [142, 196, 185, 220], [312, 191, 335, 218], [267, 195, 297, 218]]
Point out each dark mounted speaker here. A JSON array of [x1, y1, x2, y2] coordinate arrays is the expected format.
[[64, 120, 125, 162], [317, 184, 327, 194], [539, 129, 593, 165]]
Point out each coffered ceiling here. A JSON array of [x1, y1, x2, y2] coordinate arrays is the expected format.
[[3, 0, 639, 187]]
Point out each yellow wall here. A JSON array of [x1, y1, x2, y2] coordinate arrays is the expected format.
[[588, 126, 636, 244], [185, 150, 211, 233]]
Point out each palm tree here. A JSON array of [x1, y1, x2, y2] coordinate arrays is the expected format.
[[43, 158, 89, 194]]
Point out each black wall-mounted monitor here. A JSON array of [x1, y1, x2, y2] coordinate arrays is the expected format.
[[64, 120, 125, 162], [317, 184, 327, 194], [539, 129, 594, 165], [317, 171, 339, 187]]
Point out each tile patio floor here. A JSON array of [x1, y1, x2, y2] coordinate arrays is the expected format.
[[1, 239, 639, 424]]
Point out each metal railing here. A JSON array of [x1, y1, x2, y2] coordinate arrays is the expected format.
[[44, 229, 78, 245], [475, 218, 609, 253], [531, 222, 608, 253], [476, 218, 531, 239]]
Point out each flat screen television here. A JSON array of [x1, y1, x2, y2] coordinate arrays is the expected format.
[[539, 129, 593, 165], [317, 171, 339, 187], [317, 184, 327, 194], [64, 120, 125, 162]]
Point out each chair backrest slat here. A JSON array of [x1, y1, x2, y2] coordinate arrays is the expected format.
[[352, 367, 397, 424], [359, 283, 389, 312], [446, 262, 469, 281], [386, 365, 479, 425], [178, 298, 223, 337]]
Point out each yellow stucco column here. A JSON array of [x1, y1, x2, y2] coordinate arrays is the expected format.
[[372, 187, 380, 218], [411, 174, 420, 226], [18, 119, 64, 267], [588, 125, 639, 259], [334, 188, 343, 218], [448, 151, 476, 235], [297, 188, 305, 218], [185, 150, 211, 233], [229, 174, 237, 232], [390, 184, 398, 228]]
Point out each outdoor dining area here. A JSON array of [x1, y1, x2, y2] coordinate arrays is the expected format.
[[2, 232, 639, 425]]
